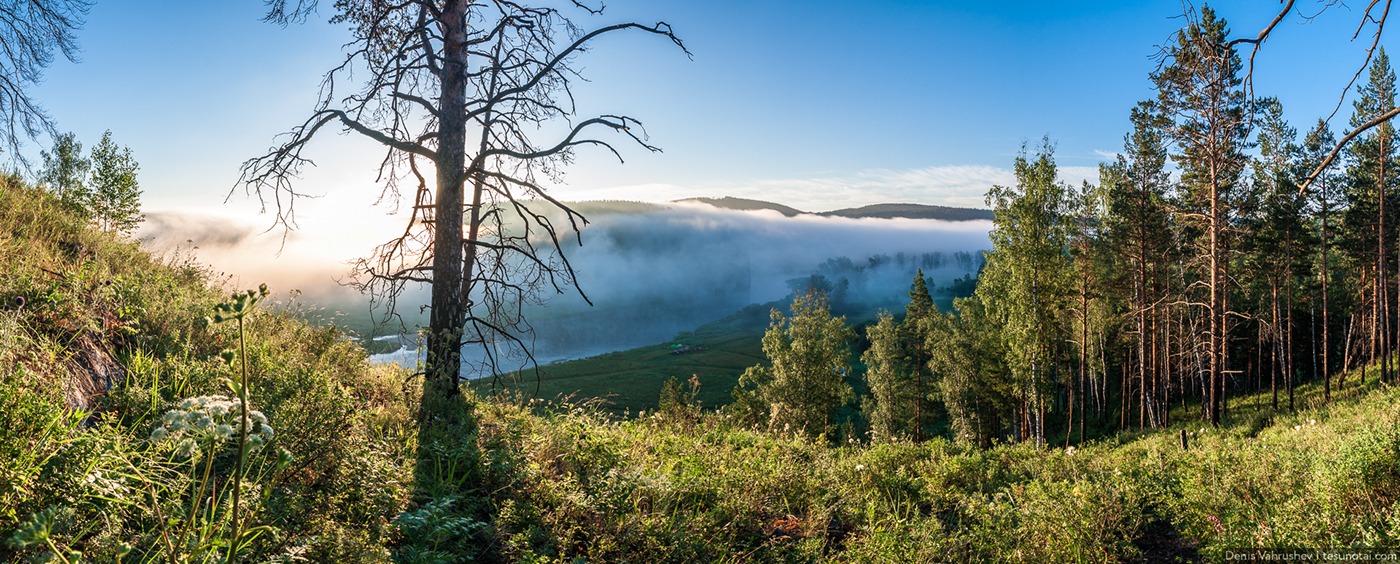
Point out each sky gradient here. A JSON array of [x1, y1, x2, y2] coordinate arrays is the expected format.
[[19, 0, 1398, 291]]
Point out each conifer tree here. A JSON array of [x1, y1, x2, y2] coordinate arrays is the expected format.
[[863, 270, 937, 442], [927, 295, 1009, 448], [1153, 6, 1249, 425], [1065, 176, 1113, 441], [1241, 98, 1310, 412], [1302, 119, 1340, 403], [1343, 47, 1398, 386], [1104, 102, 1174, 429]]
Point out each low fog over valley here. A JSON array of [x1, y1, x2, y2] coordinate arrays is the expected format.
[[140, 198, 992, 374]]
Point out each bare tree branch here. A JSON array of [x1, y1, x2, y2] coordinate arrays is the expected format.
[[247, 1, 686, 398], [1299, 106, 1400, 194]]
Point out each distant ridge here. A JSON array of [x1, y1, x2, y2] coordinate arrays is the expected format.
[[820, 203, 995, 221], [675, 196, 804, 217], [676, 196, 993, 221]]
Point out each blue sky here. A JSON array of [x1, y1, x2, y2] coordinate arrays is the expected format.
[[29, 1, 1386, 211], [20, 0, 1397, 288]]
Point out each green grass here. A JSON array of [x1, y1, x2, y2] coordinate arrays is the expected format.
[[0, 180, 416, 562], [471, 302, 773, 416], [457, 361, 1400, 563], [471, 293, 967, 419]]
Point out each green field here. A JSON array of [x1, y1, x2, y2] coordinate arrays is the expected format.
[[470, 301, 775, 415], [469, 287, 970, 417]]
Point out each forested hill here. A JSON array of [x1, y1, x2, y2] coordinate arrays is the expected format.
[[676, 196, 994, 221], [819, 203, 995, 221], [674, 196, 805, 216]]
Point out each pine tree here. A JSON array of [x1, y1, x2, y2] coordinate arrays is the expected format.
[[1153, 6, 1250, 425], [1065, 176, 1114, 441], [1104, 102, 1174, 429], [863, 270, 937, 443], [1343, 47, 1398, 386], [1302, 119, 1340, 403], [1243, 98, 1312, 412], [927, 294, 1010, 448]]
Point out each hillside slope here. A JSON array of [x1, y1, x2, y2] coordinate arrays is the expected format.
[[674, 196, 806, 216], [819, 202, 995, 221], [466, 365, 1400, 562], [0, 179, 417, 563]]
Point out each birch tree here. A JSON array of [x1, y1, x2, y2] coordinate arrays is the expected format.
[[735, 292, 855, 439], [978, 140, 1071, 446]]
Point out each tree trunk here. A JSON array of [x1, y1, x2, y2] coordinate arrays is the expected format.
[[423, 0, 472, 416], [1324, 198, 1332, 403], [1272, 281, 1279, 412], [1209, 168, 1223, 426], [1382, 138, 1391, 386], [1287, 276, 1295, 411], [1121, 358, 1129, 430]]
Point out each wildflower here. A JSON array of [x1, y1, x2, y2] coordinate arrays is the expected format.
[[1207, 514, 1225, 535], [1066, 446, 1076, 456], [1310, 419, 1317, 426], [148, 395, 275, 458], [855, 464, 865, 472]]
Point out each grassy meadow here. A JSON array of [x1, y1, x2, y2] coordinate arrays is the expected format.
[[7, 177, 1400, 562], [469, 301, 771, 417]]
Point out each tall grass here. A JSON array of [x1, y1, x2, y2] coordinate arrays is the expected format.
[[0, 180, 414, 562]]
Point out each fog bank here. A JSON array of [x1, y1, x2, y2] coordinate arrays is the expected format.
[[137, 201, 992, 371], [437, 201, 992, 370]]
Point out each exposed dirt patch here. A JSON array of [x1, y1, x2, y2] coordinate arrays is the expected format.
[[1129, 519, 1202, 563]]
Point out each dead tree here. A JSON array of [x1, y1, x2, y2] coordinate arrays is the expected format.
[[239, 1, 687, 414]]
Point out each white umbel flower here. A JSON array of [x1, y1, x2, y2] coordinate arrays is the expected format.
[[149, 395, 275, 459]]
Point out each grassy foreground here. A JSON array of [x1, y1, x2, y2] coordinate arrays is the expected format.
[[5, 178, 1400, 562], [458, 375, 1400, 563]]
